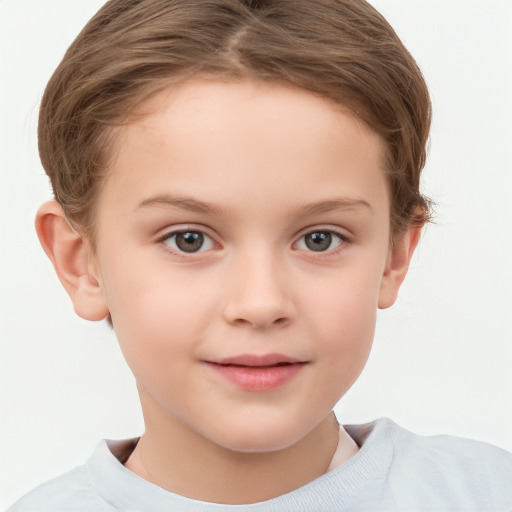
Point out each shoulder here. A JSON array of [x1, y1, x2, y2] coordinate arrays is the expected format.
[[384, 418, 512, 475], [363, 418, 512, 510], [6, 464, 112, 512]]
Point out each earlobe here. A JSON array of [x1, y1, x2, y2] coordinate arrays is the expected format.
[[35, 200, 109, 321], [378, 225, 422, 309]]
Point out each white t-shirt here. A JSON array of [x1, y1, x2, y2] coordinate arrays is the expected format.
[[7, 418, 512, 511]]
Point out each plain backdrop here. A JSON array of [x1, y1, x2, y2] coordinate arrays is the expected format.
[[1, 0, 511, 508]]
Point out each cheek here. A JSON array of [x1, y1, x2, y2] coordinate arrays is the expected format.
[[101, 260, 215, 358], [311, 289, 377, 401], [301, 265, 381, 363]]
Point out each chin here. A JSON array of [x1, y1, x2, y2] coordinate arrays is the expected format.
[[205, 418, 312, 454], [223, 436, 301, 454]]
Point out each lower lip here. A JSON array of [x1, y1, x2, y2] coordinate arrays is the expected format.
[[205, 362, 306, 391]]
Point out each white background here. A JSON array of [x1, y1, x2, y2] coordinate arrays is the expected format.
[[1, 0, 511, 508]]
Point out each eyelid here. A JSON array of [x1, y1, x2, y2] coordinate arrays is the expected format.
[[295, 224, 350, 241], [156, 223, 217, 240]]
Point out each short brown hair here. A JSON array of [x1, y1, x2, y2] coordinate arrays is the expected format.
[[39, 0, 432, 237]]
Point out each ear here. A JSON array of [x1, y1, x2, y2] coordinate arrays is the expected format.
[[378, 224, 422, 309], [35, 200, 109, 321]]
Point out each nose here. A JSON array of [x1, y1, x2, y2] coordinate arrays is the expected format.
[[222, 251, 295, 329]]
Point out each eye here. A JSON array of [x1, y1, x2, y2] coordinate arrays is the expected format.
[[162, 230, 215, 254], [296, 230, 345, 252]]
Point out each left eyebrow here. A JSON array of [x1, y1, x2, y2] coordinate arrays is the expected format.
[[291, 198, 373, 218]]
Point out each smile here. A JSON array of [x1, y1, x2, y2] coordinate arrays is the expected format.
[[204, 354, 308, 391]]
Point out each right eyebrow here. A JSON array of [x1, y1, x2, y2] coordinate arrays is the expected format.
[[136, 194, 226, 216]]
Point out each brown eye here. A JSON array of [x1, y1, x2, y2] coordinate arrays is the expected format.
[[163, 231, 214, 254], [175, 232, 204, 252], [297, 231, 344, 252], [305, 232, 331, 251]]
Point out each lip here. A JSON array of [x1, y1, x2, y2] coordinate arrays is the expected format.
[[204, 353, 307, 391]]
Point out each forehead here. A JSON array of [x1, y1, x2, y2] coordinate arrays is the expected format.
[[119, 79, 380, 159], [102, 79, 388, 221]]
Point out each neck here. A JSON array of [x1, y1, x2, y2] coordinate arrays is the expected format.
[[125, 403, 353, 504]]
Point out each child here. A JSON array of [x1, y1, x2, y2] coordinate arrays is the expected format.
[[6, 0, 511, 510]]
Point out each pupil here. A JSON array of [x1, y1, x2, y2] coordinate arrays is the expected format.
[[176, 232, 204, 253], [305, 232, 331, 251]]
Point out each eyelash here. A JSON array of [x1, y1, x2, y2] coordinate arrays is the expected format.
[[156, 227, 349, 257]]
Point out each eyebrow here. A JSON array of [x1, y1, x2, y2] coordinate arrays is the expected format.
[[293, 198, 373, 217], [136, 194, 372, 217], [137, 194, 225, 215]]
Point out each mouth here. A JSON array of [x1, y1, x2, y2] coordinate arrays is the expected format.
[[203, 354, 308, 391], [209, 353, 304, 366]]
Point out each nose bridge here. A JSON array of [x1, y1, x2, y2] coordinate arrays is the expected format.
[[223, 245, 294, 328]]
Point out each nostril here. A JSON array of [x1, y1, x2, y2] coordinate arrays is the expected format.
[[231, 316, 289, 328], [222, 294, 294, 328]]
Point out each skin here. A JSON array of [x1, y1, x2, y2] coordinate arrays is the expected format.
[[36, 80, 420, 504]]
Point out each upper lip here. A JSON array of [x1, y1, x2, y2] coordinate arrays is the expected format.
[[206, 353, 305, 367]]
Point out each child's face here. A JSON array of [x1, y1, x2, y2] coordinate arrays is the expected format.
[[86, 80, 408, 452]]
